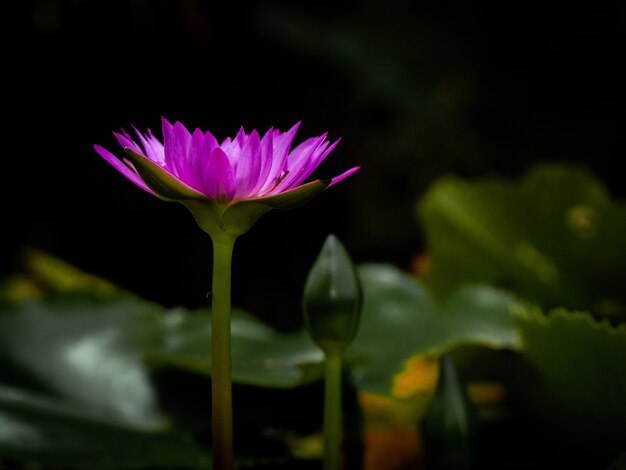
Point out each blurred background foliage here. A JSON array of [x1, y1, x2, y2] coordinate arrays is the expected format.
[[5, 0, 625, 326], [2, 0, 626, 469]]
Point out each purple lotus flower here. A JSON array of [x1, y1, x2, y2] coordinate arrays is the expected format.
[[95, 118, 357, 202], [95, 118, 358, 236]]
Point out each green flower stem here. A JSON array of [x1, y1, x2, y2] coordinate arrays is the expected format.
[[211, 233, 237, 470], [323, 348, 344, 470]]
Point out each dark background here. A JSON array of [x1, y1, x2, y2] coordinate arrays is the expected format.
[[5, 0, 625, 329]]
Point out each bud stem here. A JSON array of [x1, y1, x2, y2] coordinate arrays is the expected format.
[[323, 348, 344, 470]]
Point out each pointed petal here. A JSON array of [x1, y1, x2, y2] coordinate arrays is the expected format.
[[133, 126, 165, 164], [329, 166, 360, 186], [123, 148, 209, 201], [94, 145, 155, 195], [186, 128, 211, 192], [248, 127, 274, 195], [162, 118, 192, 178], [220, 126, 248, 172], [276, 134, 329, 192], [113, 131, 142, 154], [161, 117, 173, 134], [258, 122, 301, 193], [234, 129, 262, 198], [202, 148, 236, 200], [205, 130, 219, 149], [282, 138, 341, 191], [160, 116, 174, 167]]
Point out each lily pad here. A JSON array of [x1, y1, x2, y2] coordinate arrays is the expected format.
[[145, 264, 519, 394], [0, 298, 164, 428], [418, 165, 626, 320], [0, 384, 211, 469], [145, 308, 323, 388], [0, 298, 312, 467], [509, 306, 626, 453], [1, 253, 519, 398], [0, 249, 322, 390], [348, 264, 519, 393]]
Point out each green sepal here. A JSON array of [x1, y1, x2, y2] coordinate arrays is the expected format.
[[123, 149, 208, 202], [302, 234, 363, 353], [213, 179, 330, 236], [249, 179, 330, 210]]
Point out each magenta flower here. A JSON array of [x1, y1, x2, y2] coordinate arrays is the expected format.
[[95, 118, 358, 236], [94, 117, 358, 469]]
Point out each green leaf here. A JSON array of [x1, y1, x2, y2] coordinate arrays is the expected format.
[[0, 298, 165, 427], [0, 384, 211, 469], [0, 295, 321, 396], [418, 164, 626, 320], [145, 309, 323, 388], [511, 306, 626, 453], [1, 257, 518, 399], [147, 264, 519, 395], [347, 264, 519, 393], [0, 296, 308, 467]]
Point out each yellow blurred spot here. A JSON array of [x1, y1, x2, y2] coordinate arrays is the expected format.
[[283, 432, 323, 460], [566, 204, 598, 239], [0, 277, 42, 303], [359, 392, 421, 427], [359, 392, 424, 470], [0, 249, 120, 304], [392, 356, 439, 399], [468, 382, 505, 405], [359, 364, 505, 470], [25, 249, 117, 297]]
